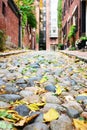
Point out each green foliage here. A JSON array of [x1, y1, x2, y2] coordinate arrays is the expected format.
[[0, 110, 14, 129], [57, 43, 64, 50], [80, 36, 87, 41], [68, 25, 76, 39], [0, 121, 13, 129], [57, 0, 62, 28], [16, 0, 37, 28], [27, 13, 37, 28], [36, 33, 39, 43], [0, 30, 6, 51], [69, 46, 76, 51], [0, 110, 13, 119]]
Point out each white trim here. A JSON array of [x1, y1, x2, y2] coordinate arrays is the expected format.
[[67, 16, 71, 22], [72, 5, 78, 15]]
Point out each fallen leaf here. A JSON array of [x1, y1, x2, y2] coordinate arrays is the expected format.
[[28, 102, 45, 111], [0, 110, 8, 118], [40, 76, 48, 83], [0, 109, 23, 123], [28, 103, 40, 111], [43, 108, 59, 122], [23, 76, 29, 79], [55, 85, 62, 95], [13, 100, 28, 106], [0, 121, 14, 129], [12, 113, 23, 121], [35, 87, 46, 95], [14, 114, 38, 126], [2, 117, 16, 123], [36, 102, 45, 107], [73, 119, 87, 130]]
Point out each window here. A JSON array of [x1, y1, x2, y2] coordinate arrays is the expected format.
[[2, 2, 6, 16]]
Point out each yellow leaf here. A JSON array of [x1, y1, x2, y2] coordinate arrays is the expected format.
[[7, 110, 18, 114], [73, 119, 87, 130], [36, 102, 45, 107], [55, 85, 62, 95], [23, 76, 29, 79], [2, 117, 16, 123], [28, 103, 40, 111], [12, 114, 23, 120], [40, 76, 48, 83], [35, 87, 46, 95], [43, 108, 59, 122], [14, 114, 38, 126], [14, 100, 28, 106]]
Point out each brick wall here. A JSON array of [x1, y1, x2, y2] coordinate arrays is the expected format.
[[23, 27, 31, 49], [62, 0, 81, 44], [0, 0, 7, 31], [0, 0, 19, 47], [23, 0, 40, 50]]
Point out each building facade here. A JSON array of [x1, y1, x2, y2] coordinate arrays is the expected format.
[[39, 0, 58, 50], [0, 0, 21, 47], [23, 0, 40, 50], [62, 0, 87, 46], [46, 0, 58, 50], [35, 0, 40, 50], [39, 0, 46, 50]]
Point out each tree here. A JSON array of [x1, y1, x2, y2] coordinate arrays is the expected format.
[[15, 0, 37, 48], [15, 0, 37, 30]]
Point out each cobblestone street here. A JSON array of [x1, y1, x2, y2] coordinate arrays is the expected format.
[[0, 51, 87, 130]]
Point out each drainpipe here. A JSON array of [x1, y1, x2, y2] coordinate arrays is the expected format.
[[18, 15, 22, 48], [86, 1, 87, 36], [80, 1, 82, 37]]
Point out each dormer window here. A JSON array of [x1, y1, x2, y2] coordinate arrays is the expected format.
[[2, 2, 6, 16]]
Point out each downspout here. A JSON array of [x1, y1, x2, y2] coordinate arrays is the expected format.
[[86, 1, 87, 36], [18, 15, 22, 48], [80, 0, 82, 37]]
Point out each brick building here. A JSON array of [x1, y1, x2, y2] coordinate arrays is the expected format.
[[46, 0, 58, 50], [0, 0, 21, 47], [62, 0, 87, 46], [39, 0, 58, 50], [23, 0, 40, 50]]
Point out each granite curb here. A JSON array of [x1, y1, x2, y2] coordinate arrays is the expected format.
[[0, 50, 29, 57], [61, 50, 87, 62]]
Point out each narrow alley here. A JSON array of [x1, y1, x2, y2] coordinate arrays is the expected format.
[[0, 51, 87, 130]]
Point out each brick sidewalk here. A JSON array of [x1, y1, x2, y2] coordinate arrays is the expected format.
[[61, 50, 87, 62]]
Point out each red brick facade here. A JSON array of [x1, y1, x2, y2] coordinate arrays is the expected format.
[[23, 0, 39, 50], [23, 26, 31, 49], [0, 0, 21, 47], [62, 0, 81, 45]]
